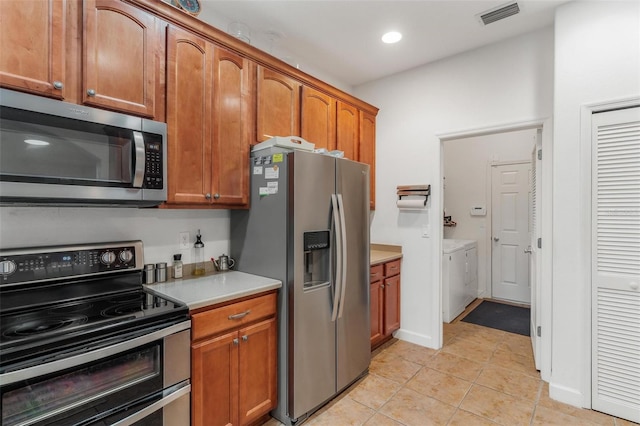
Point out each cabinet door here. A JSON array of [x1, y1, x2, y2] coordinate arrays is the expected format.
[[336, 101, 359, 161], [166, 25, 213, 205], [83, 0, 161, 117], [359, 111, 376, 209], [211, 47, 252, 207], [300, 86, 336, 151], [192, 331, 239, 426], [256, 66, 300, 143], [383, 274, 401, 335], [0, 0, 65, 99], [370, 281, 384, 346], [238, 318, 277, 426]]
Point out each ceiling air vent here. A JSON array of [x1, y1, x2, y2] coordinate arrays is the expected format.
[[479, 2, 520, 25]]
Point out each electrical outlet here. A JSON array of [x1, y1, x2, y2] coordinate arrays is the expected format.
[[179, 232, 190, 249]]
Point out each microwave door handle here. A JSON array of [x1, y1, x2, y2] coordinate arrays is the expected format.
[[132, 131, 145, 188]]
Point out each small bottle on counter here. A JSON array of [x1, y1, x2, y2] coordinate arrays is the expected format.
[[193, 230, 205, 276], [172, 254, 183, 279], [155, 262, 167, 282]]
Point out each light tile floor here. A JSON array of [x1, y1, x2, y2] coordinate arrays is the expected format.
[[264, 311, 638, 426]]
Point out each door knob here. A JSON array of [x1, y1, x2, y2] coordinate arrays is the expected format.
[[493, 237, 500, 242], [524, 246, 533, 254]]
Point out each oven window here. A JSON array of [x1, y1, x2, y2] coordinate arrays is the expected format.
[[2, 345, 160, 426], [0, 106, 133, 185]]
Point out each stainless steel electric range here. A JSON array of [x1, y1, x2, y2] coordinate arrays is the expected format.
[[0, 241, 191, 426]]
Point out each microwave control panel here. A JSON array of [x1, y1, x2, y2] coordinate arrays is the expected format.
[[144, 139, 163, 189]]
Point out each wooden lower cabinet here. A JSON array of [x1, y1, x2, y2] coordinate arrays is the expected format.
[[191, 292, 277, 426], [370, 259, 401, 349]]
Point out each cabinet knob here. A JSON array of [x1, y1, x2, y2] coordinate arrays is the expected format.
[[381, 284, 385, 289], [493, 237, 500, 242], [205, 193, 211, 199], [233, 338, 239, 345], [87, 89, 96, 97], [213, 193, 220, 200], [53, 81, 63, 90], [387, 281, 392, 286], [242, 335, 248, 342]]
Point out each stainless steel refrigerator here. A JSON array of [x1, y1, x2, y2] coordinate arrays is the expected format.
[[230, 148, 370, 425]]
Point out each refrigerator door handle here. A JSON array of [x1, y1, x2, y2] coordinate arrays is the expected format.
[[331, 194, 342, 322], [337, 193, 348, 319]]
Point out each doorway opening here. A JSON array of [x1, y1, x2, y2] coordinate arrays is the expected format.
[[440, 122, 547, 375]]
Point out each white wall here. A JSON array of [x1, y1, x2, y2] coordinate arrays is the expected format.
[[551, 1, 640, 407], [443, 128, 537, 297], [354, 27, 554, 349], [0, 207, 230, 266]]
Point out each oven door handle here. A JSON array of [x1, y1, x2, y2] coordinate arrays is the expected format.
[[0, 320, 191, 386], [110, 382, 191, 426]]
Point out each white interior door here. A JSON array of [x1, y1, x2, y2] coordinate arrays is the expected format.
[[530, 141, 541, 369], [491, 162, 531, 304], [591, 106, 640, 423]]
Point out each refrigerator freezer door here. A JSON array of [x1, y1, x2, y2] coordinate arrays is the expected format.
[[290, 151, 338, 419], [335, 159, 371, 391]]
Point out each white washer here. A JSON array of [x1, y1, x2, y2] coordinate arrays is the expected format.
[[442, 239, 478, 323]]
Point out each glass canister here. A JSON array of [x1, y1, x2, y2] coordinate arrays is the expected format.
[[193, 230, 205, 276]]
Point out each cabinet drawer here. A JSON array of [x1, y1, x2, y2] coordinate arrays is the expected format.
[[384, 259, 401, 277], [192, 293, 277, 341], [370, 265, 383, 282]]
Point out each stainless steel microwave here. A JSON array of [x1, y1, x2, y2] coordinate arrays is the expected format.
[[0, 89, 167, 207]]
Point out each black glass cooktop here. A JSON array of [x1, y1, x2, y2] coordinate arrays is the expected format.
[[0, 276, 188, 373]]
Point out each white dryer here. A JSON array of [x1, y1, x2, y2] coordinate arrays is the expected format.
[[442, 239, 478, 323]]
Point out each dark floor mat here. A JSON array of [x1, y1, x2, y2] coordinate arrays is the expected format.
[[461, 300, 530, 336]]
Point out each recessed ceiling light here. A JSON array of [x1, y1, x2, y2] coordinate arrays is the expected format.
[[381, 31, 402, 44], [24, 139, 50, 146]]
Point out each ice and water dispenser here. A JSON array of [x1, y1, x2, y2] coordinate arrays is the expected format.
[[303, 230, 330, 290]]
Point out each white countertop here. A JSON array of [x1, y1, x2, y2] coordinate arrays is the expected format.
[[145, 271, 282, 311]]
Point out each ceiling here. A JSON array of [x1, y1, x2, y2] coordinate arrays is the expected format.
[[197, 1, 571, 88]]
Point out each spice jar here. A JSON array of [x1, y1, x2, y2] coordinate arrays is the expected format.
[[155, 262, 167, 282]]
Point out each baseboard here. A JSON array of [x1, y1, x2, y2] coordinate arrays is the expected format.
[[393, 328, 438, 350], [549, 382, 585, 408]]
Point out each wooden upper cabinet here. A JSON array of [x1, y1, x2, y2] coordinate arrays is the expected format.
[[300, 86, 336, 151], [256, 66, 300, 143], [166, 26, 252, 208], [0, 0, 66, 99], [166, 25, 214, 205], [211, 48, 252, 207], [359, 111, 376, 209], [336, 101, 359, 161], [83, 0, 162, 117]]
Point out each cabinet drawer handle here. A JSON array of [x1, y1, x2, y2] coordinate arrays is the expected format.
[[228, 310, 251, 320], [370, 273, 378, 279]]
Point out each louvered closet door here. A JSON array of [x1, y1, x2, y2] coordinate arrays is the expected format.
[[591, 106, 640, 423]]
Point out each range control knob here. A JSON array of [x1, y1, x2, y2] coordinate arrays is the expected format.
[[119, 249, 133, 263], [101, 251, 116, 265], [0, 260, 16, 275]]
